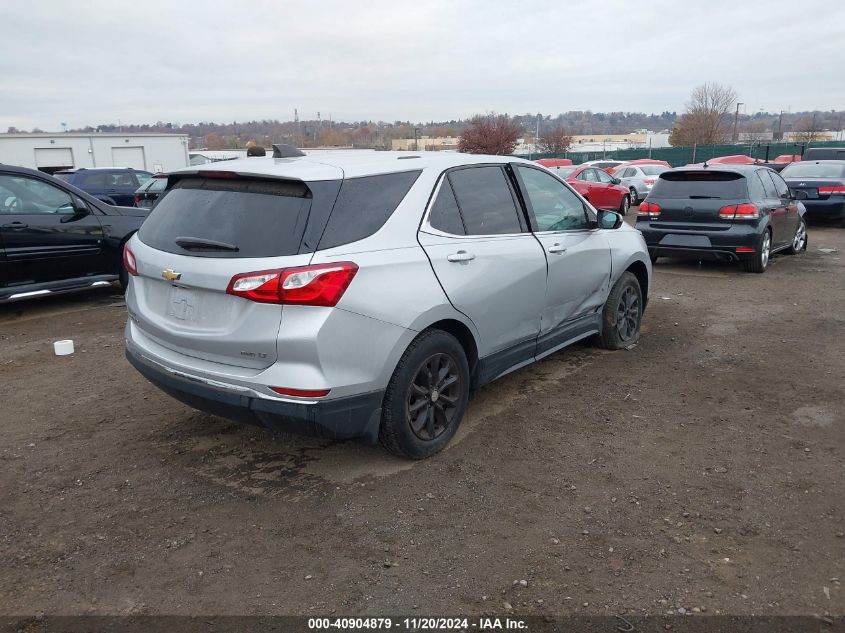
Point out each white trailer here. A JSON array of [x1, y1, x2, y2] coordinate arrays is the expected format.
[[0, 133, 190, 174]]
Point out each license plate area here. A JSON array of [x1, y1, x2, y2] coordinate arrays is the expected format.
[[167, 285, 197, 321]]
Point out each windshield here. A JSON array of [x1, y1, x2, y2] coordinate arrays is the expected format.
[[640, 165, 670, 176], [781, 163, 845, 179]]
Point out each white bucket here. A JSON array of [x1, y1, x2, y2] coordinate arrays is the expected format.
[[54, 340, 75, 356]]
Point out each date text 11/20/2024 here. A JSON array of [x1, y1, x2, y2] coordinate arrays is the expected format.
[[307, 617, 528, 630]]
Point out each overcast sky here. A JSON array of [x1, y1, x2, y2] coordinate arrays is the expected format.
[[2, 0, 843, 131]]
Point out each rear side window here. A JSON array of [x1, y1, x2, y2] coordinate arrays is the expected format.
[[768, 171, 790, 198], [747, 171, 766, 200], [429, 179, 466, 235], [78, 172, 107, 188], [318, 171, 421, 250], [651, 171, 748, 199], [757, 172, 778, 198], [138, 177, 312, 258], [448, 166, 523, 235]]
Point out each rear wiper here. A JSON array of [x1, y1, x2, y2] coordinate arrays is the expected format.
[[688, 195, 720, 199], [175, 236, 239, 252]]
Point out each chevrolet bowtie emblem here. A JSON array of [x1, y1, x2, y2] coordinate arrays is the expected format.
[[162, 269, 181, 281]]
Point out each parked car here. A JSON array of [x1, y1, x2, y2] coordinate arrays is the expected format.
[[133, 176, 168, 208], [637, 165, 806, 272], [614, 163, 671, 205], [0, 164, 150, 302], [608, 159, 672, 175], [580, 159, 625, 172], [556, 165, 631, 213], [535, 158, 573, 168], [801, 147, 845, 161], [124, 152, 651, 458], [780, 160, 845, 226], [54, 167, 154, 206]]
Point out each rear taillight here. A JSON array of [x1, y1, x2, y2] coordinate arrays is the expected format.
[[637, 201, 661, 218], [226, 262, 358, 306], [643, 178, 656, 186], [719, 203, 759, 219], [818, 185, 845, 195], [133, 195, 141, 206], [123, 244, 138, 276]]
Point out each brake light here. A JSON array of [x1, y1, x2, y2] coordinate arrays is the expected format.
[[643, 178, 656, 185], [719, 203, 759, 219], [226, 262, 358, 306], [196, 171, 239, 179], [818, 185, 845, 195], [123, 244, 138, 276], [133, 195, 141, 206], [270, 386, 331, 398], [638, 201, 661, 218]]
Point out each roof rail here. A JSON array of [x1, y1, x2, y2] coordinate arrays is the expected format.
[[272, 143, 306, 158]]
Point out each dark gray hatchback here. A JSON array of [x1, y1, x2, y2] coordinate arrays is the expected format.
[[636, 165, 807, 273]]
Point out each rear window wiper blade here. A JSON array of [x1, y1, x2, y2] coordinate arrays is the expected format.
[[688, 195, 721, 199], [175, 236, 239, 252]]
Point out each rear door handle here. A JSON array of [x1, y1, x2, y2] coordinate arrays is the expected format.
[[1, 222, 28, 229], [548, 244, 567, 254], [446, 251, 475, 262]]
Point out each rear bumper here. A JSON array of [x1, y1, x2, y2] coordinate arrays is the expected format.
[[800, 198, 845, 220], [126, 345, 384, 442], [636, 220, 761, 261]]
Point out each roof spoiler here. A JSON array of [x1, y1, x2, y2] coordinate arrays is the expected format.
[[272, 143, 306, 158]]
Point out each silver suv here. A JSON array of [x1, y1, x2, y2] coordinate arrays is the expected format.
[[124, 150, 651, 458]]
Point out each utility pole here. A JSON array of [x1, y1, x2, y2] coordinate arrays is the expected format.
[[732, 102, 744, 144]]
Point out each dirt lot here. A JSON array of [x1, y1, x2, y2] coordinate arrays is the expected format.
[[1, 220, 843, 619]]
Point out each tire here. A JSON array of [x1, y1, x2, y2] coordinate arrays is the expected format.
[[785, 218, 807, 255], [629, 187, 638, 206], [597, 271, 643, 350], [119, 265, 129, 293], [619, 194, 630, 215], [379, 329, 470, 459], [743, 229, 771, 273]]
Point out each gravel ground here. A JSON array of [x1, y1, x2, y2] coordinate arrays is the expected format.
[[1, 219, 843, 619]]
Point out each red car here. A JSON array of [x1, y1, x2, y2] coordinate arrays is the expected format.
[[550, 164, 632, 214]]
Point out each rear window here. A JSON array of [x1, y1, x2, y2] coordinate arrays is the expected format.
[[640, 165, 670, 176], [317, 170, 420, 250], [138, 177, 312, 258], [148, 178, 168, 192], [650, 171, 748, 199], [781, 163, 845, 179]]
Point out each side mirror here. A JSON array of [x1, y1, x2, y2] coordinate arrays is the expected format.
[[61, 199, 90, 221], [598, 209, 623, 230], [612, 177, 621, 185]]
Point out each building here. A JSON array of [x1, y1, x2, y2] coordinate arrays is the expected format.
[[0, 132, 190, 174], [516, 131, 671, 156], [392, 136, 459, 151]]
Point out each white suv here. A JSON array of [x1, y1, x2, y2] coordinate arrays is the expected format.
[[124, 148, 651, 458]]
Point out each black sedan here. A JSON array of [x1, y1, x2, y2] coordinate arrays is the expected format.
[[0, 164, 150, 302], [780, 160, 845, 227], [637, 165, 807, 273]]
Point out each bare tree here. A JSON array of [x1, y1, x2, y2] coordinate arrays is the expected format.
[[458, 114, 522, 155], [669, 82, 737, 146], [793, 112, 822, 143], [536, 127, 572, 155]]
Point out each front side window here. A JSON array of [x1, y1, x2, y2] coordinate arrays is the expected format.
[[595, 169, 613, 184], [515, 166, 589, 232], [0, 175, 75, 214], [448, 166, 523, 235], [108, 172, 136, 187]]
